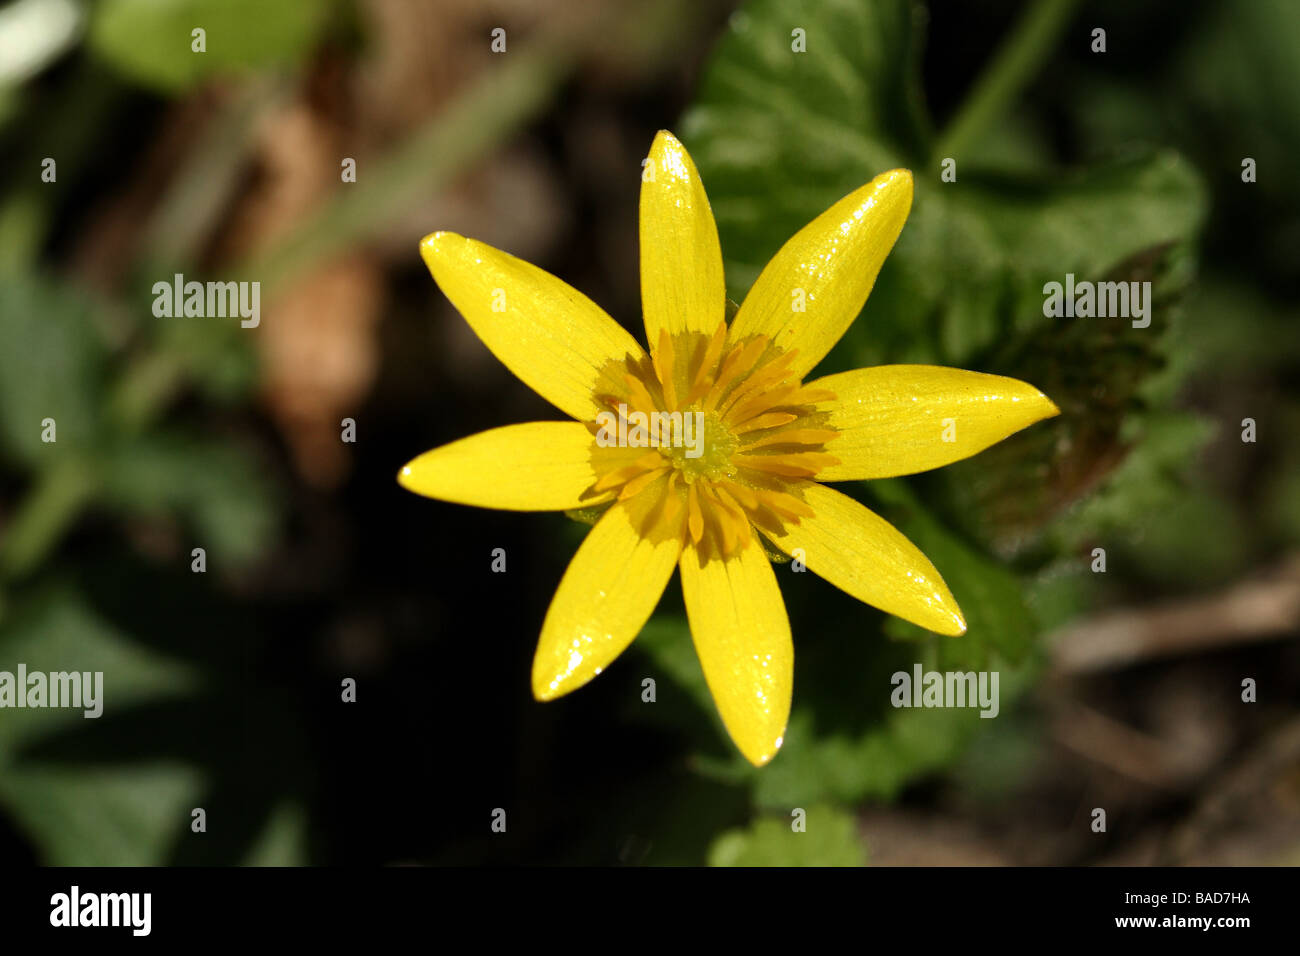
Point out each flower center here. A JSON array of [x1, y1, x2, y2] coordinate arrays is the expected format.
[[664, 407, 736, 482], [584, 320, 840, 559]]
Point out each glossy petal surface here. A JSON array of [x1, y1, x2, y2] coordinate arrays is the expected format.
[[810, 365, 1060, 481], [402, 132, 1066, 768], [532, 481, 683, 700], [421, 231, 644, 422], [680, 537, 793, 767], [398, 422, 606, 511], [728, 168, 912, 377], [639, 130, 726, 348], [762, 482, 966, 636]]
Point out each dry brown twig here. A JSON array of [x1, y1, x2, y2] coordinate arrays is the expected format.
[[1048, 554, 1300, 677]]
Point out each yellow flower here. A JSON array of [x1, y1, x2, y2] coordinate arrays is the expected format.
[[399, 131, 1058, 767]]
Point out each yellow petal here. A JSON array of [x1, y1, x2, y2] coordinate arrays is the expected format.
[[680, 537, 792, 767], [532, 481, 682, 700], [421, 232, 645, 422], [729, 169, 913, 377], [812, 365, 1060, 481], [763, 482, 965, 636], [398, 422, 606, 511], [640, 130, 726, 347]]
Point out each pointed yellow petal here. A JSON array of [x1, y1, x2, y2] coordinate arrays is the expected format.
[[680, 537, 792, 767], [729, 169, 913, 377], [398, 422, 605, 511], [763, 482, 965, 636], [812, 365, 1060, 481], [421, 232, 645, 422], [640, 130, 725, 348], [532, 484, 682, 700]]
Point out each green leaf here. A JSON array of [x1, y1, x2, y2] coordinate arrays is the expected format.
[[242, 800, 309, 866], [153, 305, 260, 405], [635, 615, 709, 701], [100, 431, 280, 568], [1024, 559, 1101, 634], [2, 764, 205, 867], [709, 803, 866, 866], [0, 277, 107, 467], [952, 154, 1205, 295], [870, 480, 1035, 669], [0, 584, 202, 865], [627, 614, 736, 759], [1179, 0, 1300, 167], [671, 0, 1211, 813], [682, 0, 1207, 372], [1045, 410, 1225, 584], [930, 154, 1206, 359], [928, 241, 1204, 554], [634, 609, 1034, 809], [680, 0, 929, 298], [741, 688, 1014, 810], [89, 0, 332, 93]]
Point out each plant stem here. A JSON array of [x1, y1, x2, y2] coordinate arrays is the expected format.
[[242, 40, 571, 298], [240, 0, 704, 297], [0, 458, 98, 580], [933, 0, 1080, 163], [107, 349, 189, 434]]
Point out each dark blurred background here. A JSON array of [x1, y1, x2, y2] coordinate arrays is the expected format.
[[1, 0, 1298, 865]]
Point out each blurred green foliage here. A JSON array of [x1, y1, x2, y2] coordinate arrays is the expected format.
[[646, 0, 1291, 859], [647, 0, 1209, 826], [0, 584, 200, 865], [709, 804, 866, 865], [91, 0, 333, 92], [0, 278, 107, 465], [1, 0, 1297, 866]]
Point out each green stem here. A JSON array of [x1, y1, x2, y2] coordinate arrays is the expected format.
[[0, 458, 98, 580], [932, 0, 1080, 163], [107, 349, 189, 434], [241, 0, 708, 296], [0, 349, 185, 584], [240, 41, 571, 297], [140, 78, 285, 269]]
